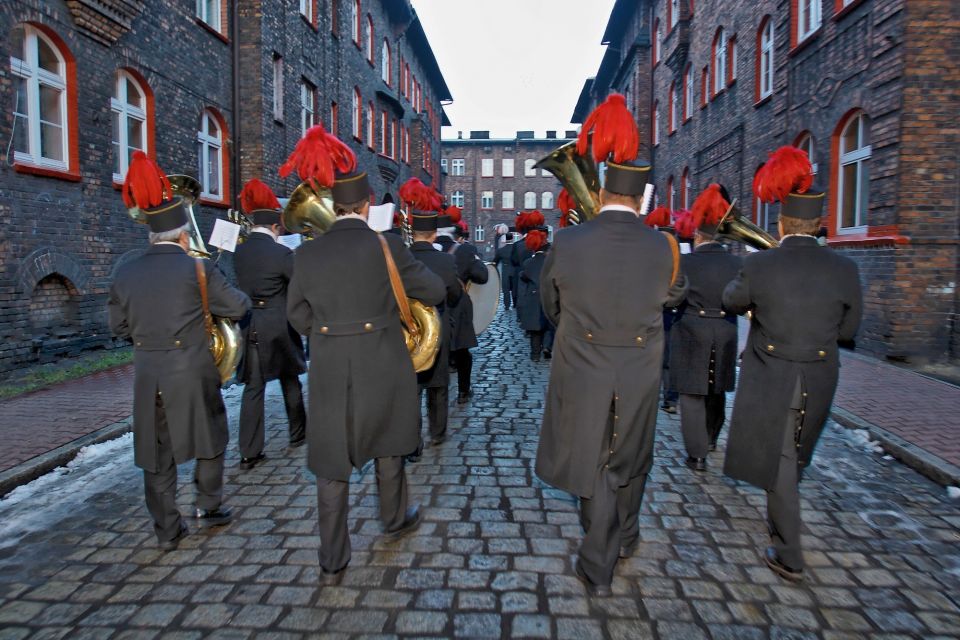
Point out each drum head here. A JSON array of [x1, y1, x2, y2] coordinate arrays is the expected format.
[[468, 263, 500, 335]]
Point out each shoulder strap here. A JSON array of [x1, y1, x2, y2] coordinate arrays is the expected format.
[[376, 234, 418, 337], [195, 258, 215, 337], [661, 231, 680, 286]]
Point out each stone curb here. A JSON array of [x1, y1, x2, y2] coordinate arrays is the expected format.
[[831, 406, 960, 488], [0, 417, 132, 498]]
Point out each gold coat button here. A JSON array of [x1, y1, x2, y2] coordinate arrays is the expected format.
[[699, 310, 706, 316], [636, 336, 643, 343], [720, 311, 726, 317], [818, 350, 826, 357], [174, 340, 181, 346], [614, 415, 619, 420], [586, 332, 593, 340], [802, 392, 808, 398], [258, 300, 265, 306], [364, 322, 374, 331], [613, 433, 618, 438], [136, 341, 142, 347], [320, 326, 329, 334], [609, 450, 614, 454], [767, 345, 775, 351]]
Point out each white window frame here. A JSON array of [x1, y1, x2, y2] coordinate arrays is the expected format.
[[451, 190, 465, 207], [669, 0, 680, 29], [798, 0, 822, 42], [366, 102, 374, 147], [197, 0, 222, 33], [730, 36, 738, 82], [481, 191, 494, 209], [524, 191, 536, 209], [502, 190, 514, 209], [381, 39, 391, 85], [524, 158, 537, 176], [481, 158, 494, 177], [440, 158, 448, 172], [10, 25, 69, 170], [684, 67, 693, 120], [197, 110, 224, 200], [669, 83, 678, 132], [366, 15, 374, 64], [653, 103, 660, 145], [653, 21, 661, 64], [540, 167, 551, 177], [451, 158, 466, 176], [682, 170, 691, 209], [714, 29, 727, 95], [795, 133, 819, 175], [760, 19, 774, 99], [668, 177, 676, 210], [111, 70, 148, 183], [501, 158, 514, 177], [300, 0, 313, 22], [837, 113, 871, 233], [301, 80, 317, 133], [475, 225, 485, 243], [272, 54, 283, 122], [541, 192, 554, 209], [351, 0, 360, 43], [352, 88, 362, 139], [756, 196, 772, 232]]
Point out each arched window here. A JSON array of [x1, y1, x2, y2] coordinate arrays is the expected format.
[[541, 192, 554, 209], [793, 131, 818, 175], [451, 190, 465, 208], [667, 175, 676, 210], [351, 0, 360, 43], [669, 81, 678, 132], [524, 191, 536, 209], [669, 0, 680, 29], [10, 23, 76, 173], [681, 167, 691, 209], [352, 87, 361, 139], [365, 15, 374, 64], [652, 100, 660, 146], [794, 0, 821, 46], [404, 63, 411, 98], [712, 28, 727, 96], [366, 101, 375, 149], [524, 158, 537, 176], [757, 17, 774, 100], [197, 109, 227, 202], [683, 64, 693, 121], [835, 111, 871, 231], [111, 70, 152, 182], [652, 19, 661, 65], [380, 39, 392, 85]]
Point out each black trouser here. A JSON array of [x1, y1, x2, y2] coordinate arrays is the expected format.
[[679, 392, 726, 458], [238, 347, 306, 458], [767, 378, 805, 570], [502, 272, 515, 309], [418, 385, 449, 441], [144, 393, 224, 543], [661, 328, 678, 407], [451, 348, 472, 395], [529, 327, 556, 358], [315, 456, 409, 572]]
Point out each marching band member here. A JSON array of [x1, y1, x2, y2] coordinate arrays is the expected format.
[[493, 226, 517, 311], [669, 187, 743, 471], [646, 206, 681, 415], [517, 223, 554, 361], [535, 94, 687, 595], [283, 126, 445, 584], [233, 179, 307, 470], [723, 147, 862, 581], [510, 212, 535, 320], [109, 152, 249, 551]]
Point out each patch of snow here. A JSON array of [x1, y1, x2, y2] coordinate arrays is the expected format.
[[843, 428, 885, 455]]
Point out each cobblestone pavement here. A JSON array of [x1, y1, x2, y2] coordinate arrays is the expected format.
[[0, 309, 958, 639], [0, 365, 134, 473]]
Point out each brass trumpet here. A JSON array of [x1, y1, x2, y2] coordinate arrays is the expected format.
[[282, 180, 336, 237], [717, 199, 779, 250], [534, 139, 601, 223]]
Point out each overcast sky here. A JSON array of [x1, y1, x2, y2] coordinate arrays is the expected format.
[[412, 0, 617, 141]]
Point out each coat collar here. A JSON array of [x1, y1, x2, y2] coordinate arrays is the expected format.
[[596, 209, 640, 224], [411, 241, 438, 252], [146, 243, 187, 255], [779, 235, 820, 249], [694, 241, 726, 253], [326, 217, 370, 233]]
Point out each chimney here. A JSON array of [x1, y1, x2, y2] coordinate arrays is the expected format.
[[469, 130, 490, 140], [565, 130, 578, 138], [517, 130, 534, 140], [458, 130, 463, 139], [546, 130, 557, 139]]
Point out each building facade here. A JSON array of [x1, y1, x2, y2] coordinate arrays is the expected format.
[[0, 0, 450, 375], [577, 0, 960, 363], [441, 131, 574, 259]]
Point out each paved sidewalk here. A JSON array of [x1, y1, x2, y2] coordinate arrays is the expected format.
[[0, 365, 134, 474]]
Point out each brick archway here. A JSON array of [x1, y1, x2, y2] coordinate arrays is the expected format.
[[16, 247, 88, 298]]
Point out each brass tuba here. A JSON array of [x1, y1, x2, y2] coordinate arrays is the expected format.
[[397, 206, 441, 373], [125, 175, 242, 385], [281, 180, 337, 237], [716, 199, 779, 250], [535, 139, 602, 223]]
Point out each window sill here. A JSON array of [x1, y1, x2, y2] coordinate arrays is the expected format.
[[14, 162, 81, 182], [353, 39, 362, 50], [199, 197, 230, 209], [828, 226, 909, 247], [683, 116, 692, 125], [195, 18, 229, 44], [833, 0, 867, 21], [668, 129, 676, 137], [754, 94, 772, 108], [789, 28, 821, 57], [300, 14, 319, 32]]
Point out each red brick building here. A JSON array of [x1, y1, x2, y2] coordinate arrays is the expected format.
[[441, 131, 574, 259], [576, 0, 959, 363], [0, 0, 451, 375]]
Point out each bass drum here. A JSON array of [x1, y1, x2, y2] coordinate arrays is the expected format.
[[466, 263, 501, 336]]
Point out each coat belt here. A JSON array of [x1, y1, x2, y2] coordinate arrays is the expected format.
[[313, 312, 395, 336], [690, 307, 728, 319], [251, 296, 285, 309], [754, 330, 835, 362], [133, 334, 206, 351], [560, 318, 656, 348]]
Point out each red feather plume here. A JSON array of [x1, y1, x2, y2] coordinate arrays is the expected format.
[[690, 184, 730, 228], [278, 125, 357, 189], [754, 146, 814, 203], [557, 188, 577, 216], [456, 220, 469, 233], [525, 229, 548, 252], [673, 210, 697, 239], [645, 205, 672, 228], [239, 178, 280, 213], [399, 178, 442, 212], [526, 210, 545, 228], [122, 151, 172, 210], [445, 205, 463, 224], [576, 93, 639, 163], [515, 212, 530, 232]]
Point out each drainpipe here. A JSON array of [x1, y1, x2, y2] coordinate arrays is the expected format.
[[231, 0, 241, 205]]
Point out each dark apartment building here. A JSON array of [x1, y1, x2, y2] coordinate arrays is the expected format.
[[0, 0, 451, 375], [575, 0, 960, 363], [441, 131, 574, 259]]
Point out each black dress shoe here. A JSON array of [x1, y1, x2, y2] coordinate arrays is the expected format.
[[430, 435, 446, 447], [619, 539, 638, 559], [287, 437, 306, 450], [194, 506, 233, 528], [709, 440, 718, 452], [764, 547, 803, 582], [239, 453, 266, 470], [573, 559, 612, 597], [385, 506, 421, 539], [530, 353, 541, 362], [456, 392, 470, 404], [159, 522, 188, 552], [543, 349, 552, 360], [661, 403, 677, 414], [685, 457, 707, 472], [319, 566, 347, 586]]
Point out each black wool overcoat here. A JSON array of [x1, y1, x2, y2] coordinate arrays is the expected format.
[[722, 235, 862, 490], [517, 250, 550, 331], [234, 232, 306, 383], [449, 242, 489, 350], [535, 211, 688, 498], [287, 219, 445, 481], [411, 241, 462, 388], [669, 242, 742, 394], [109, 244, 251, 472]]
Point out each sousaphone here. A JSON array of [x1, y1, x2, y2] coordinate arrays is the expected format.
[[466, 263, 500, 335]]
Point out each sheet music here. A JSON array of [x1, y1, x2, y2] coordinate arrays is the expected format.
[[368, 203, 396, 232], [209, 219, 241, 253]]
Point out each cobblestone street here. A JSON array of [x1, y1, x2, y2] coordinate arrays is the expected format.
[[0, 310, 958, 639]]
